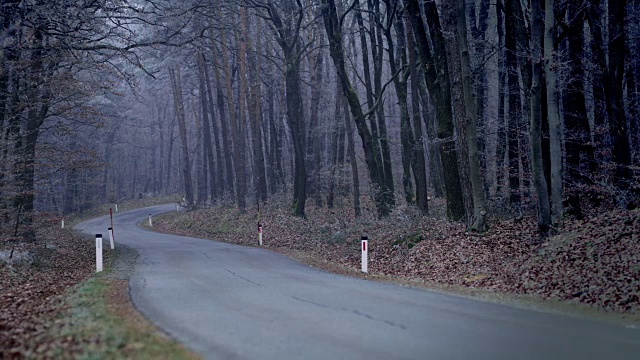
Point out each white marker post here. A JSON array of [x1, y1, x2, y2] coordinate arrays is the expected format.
[[61, 219, 64, 229], [96, 234, 103, 273], [115, 203, 119, 212], [258, 224, 263, 246], [108, 227, 115, 250], [148, 214, 153, 227], [361, 236, 368, 273], [176, 203, 179, 212]]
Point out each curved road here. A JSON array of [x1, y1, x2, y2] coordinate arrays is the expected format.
[[77, 205, 640, 360]]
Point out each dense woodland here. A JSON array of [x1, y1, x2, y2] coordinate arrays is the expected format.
[[1, 0, 639, 240]]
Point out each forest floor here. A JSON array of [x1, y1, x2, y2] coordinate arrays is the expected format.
[[152, 195, 640, 320], [0, 195, 196, 359]]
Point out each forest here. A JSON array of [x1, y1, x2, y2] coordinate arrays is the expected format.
[[0, 0, 639, 240]]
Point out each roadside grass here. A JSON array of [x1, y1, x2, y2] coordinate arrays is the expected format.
[[1, 197, 196, 359], [55, 276, 199, 360]]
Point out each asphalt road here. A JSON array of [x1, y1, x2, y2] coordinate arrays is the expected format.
[[76, 204, 640, 360]]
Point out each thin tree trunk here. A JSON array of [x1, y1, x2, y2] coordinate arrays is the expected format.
[[246, 16, 268, 202], [563, 3, 596, 218], [495, 0, 507, 198], [344, 93, 361, 217], [505, 0, 522, 207], [235, 8, 249, 211], [327, 81, 343, 209], [608, 0, 632, 186], [398, 11, 428, 213], [197, 52, 216, 202], [368, 0, 394, 205], [307, 33, 326, 207], [386, 10, 416, 206], [470, 0, 491, 194], [203, 54, 224, 199], [166, 116, 176, 195], [192, 98, 207, 206]]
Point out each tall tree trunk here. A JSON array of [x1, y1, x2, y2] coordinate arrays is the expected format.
[[158, 107, 165, 194], [267, 1, 307, 217], [404, 0, 465, 220], [386, 9, 416, 207], [544, 0, 563, 224], [322, 0, 393, 217], [608, 0, 632, 186], [306, 33, 325, 207], [368, 0, 395, 206], [193, 98, 207, 206], [587, 1, 609, 163], [169, 66, 194, 206], [505, 0, 523, 207], [166, 116, 176, 195], [327, 81, 344, 209], [530, 0, 551, 233], [452, 0, 488, 231], [219, 29, 246, 210], [235, 8, 249, 211], [203, 54, 224, 199], [563, 3, 596, 218], [247, 16, 268, 202], [197, 52, 217, 202], [470, 0, 491, 194], [495, 0, 508, 198], [211, 30, 236, 199], [408, 63, 429, 212], [344, 93, 361, 217], [416, 74, 445, 198]]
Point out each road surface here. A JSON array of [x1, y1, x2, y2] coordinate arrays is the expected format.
[[76, 204, 640, 360]]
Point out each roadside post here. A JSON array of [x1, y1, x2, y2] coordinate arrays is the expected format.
[[96, 234, 103, 272], [61, 219, 64, 229], [149, 214, 153, 227], [110, 208, 115, 243], [108, 227, 115, 249], [257, 202, 262, 246], [361, 236, 368, 273]]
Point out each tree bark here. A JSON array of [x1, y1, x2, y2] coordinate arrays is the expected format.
[[504, 0, 523, 207], [404, 0, 465, 220], [169, 66, 194, 207], [385, 8, 416, 207], [563, 2, 595, 217], [246, 16, 268, 202], [197, 52, 217, 203], [266, 1, 307, 217], [211, 28, 236, 199], [544, 0, 563, 224], [452, 0, 488, 232], [608, 0, 632, 186], [530, 0, 552, 233], [321, 0, 394, 217], [203, 53, 224, 199]]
